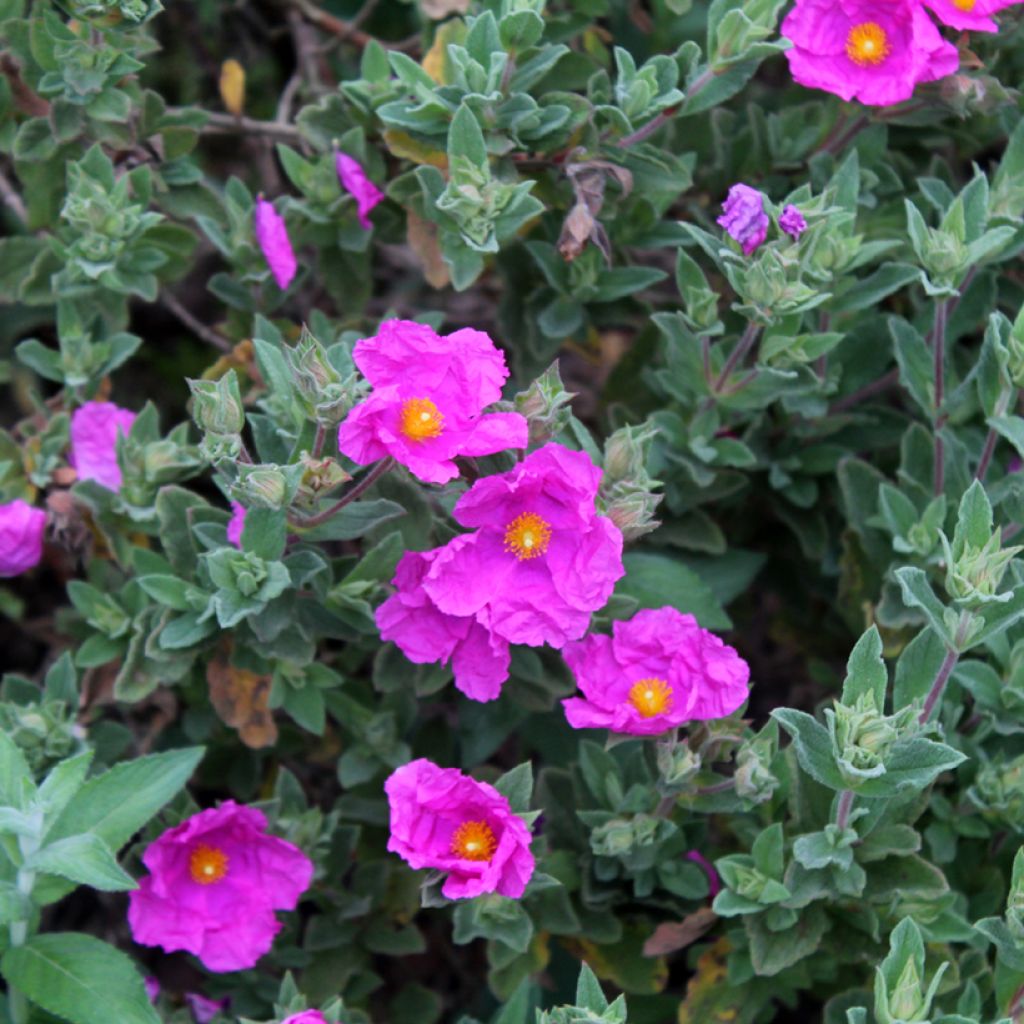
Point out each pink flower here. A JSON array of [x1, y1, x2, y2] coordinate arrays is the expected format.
[[421, 444, 625, 649], [227, 502, 246, 548], [185, 994, 230, 1024], [717, 184, 769, 255], [376, 548, 511, 702], [923, 0, 1021, 32], [336, 153, 384, 230], [254, 196, 297, 290], [779, 204, 807, 240], [282, 1013, 328, 1024], [337, 320, 528, 485], [781, 0, 959, 107], [560, 607, 750, 735], [0, 500, 46, 577], [686, 850, 721, 898], [128, 801, 313, 973], [144, 977, 161, 1004], [385, 759, 535, 899], [70, 401, 136, 492]]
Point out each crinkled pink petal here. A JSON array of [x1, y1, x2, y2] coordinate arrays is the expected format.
[[0, 500, 46, 577], [450, 622, 511, 702], [779, 204, 807, 240], [283, 1014, 329, 1024], [922, 0, 1013, 31], [717, 184, 769, 255], [254, 197, 297, 290], [336, 153, 385, 230], [423, 532, 517, 620], [226, 502, 246, 548], [458, 412, 529, 457], [70, 401, 136, 492]]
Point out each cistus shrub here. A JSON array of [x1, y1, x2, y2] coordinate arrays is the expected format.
[[2, 0, 1024, 1022]]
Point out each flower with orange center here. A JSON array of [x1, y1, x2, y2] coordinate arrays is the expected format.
[[951, 0, 976, 8], [189, 844, 229, 885], [503, 512, 552, 561], [450, 820, 497, 862], [628, 677, 674, 719], [399, 397, 444, 441], [845, 22, 890, 66]]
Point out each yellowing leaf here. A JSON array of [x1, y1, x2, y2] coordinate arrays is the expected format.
[[421, 18, 465, 83], [678, 938, 760, 1024], [219, 59, 245, 117], [382, 130, 448, 169], [207, 641, 277, 748], [570, 922, 669, 995], [407, 211, 450, 289]]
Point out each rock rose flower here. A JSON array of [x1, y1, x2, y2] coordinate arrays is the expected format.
[[337, 320, 528, 484], [717, 184, 769, 255], [226, 502, 247, 548], [128, 801, 313, 972], [336, 153, 384, 230], [385, 759, 535, 899], [779, 204, 808, 240], [421, 443, 625, 649], [70, 401, 136, 492], [376, 547, 511, 702], [0, 499, 46, 577], [282, 1012, 328, 1024], [923, 0, 1022, 32], [781, 0, 959, 107], [254, 196, 297, 290], [560, 607, 750, 735]]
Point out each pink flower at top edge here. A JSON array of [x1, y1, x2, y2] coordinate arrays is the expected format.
[[70, 401, 136, 492], [254, 196, 297, 290], [421, 443, 625, 649], [337, 320, 528, 485], [185, 994, 230, 1024], [779, 204, 807, 240], [0, 500, 46, 578], [336, 153, 384, 230], [282, 1012, 328, 1024], [717, 184, 769, 256], [227, 502, 246, 548], [385, 758, 535, 900], [376, 547, 511, 702], [560, 607, 750, 736], [923, 0, 1022, 32], [781, 0, 959, 107], [127, 801, 313, 973]]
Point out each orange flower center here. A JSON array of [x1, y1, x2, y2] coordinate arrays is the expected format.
[[951, 0, 976, 9], [845, 22, 890, 66], [400, 397, 444, 441], [450, 820, 497, 861], [189, 844, 229, 885], [628, 678, 673, 718], [503, 512, 552, 561]]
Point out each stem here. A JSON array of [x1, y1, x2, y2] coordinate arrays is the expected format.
[[827, 368, 899, 415], [160, 291, 231, 353], [834, 789, 855, 830], [932, 299, 949, 497], [178, 108, 305, 141], [289, 456, 394, 528], [618, 103, 681, 148], [311, 422, 328, 459], [975, 428, 999, 483], [815, 113, 869, 158], [919, 645, 960, 725], [713, 322, 760, 393]]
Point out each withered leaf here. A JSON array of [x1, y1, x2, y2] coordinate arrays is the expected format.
[[642, 906, 718, 957], [207, 643, 277, 748]]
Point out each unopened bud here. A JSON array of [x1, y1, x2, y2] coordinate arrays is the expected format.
[[233, 466, 289, 509], [188, 371, 245, 436], [514, 361, 576, 445]]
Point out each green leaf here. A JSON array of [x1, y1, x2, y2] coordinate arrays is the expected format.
[[575, 963, 609, 1013], [616, 552, 730, 630], [137, 574, 192, 611], [448, 103, 487, 168], [494, 762, 534, 815], [241, 508, 287, 560], [771, 708, 844, 790], [893, 628, 947, 710], [28, 834, 136, 892], [841, 626, 887, 708], [37, 751, 94, 818], [894, 568, 952, 644], [296, 499, 405, 542], [1, 933, 159, 1024], [0, 729, 35, 809], [855, 738, 966, 798]]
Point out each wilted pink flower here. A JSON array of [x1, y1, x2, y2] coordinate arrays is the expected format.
[[226, 502, 246, 548], [70, 401, 136, 492], [385, 759, 535, 899], [923, 0, 1022, 32], [560, 607, 750, 735], [337, 320, 528, 485], [686, 850, 721, 898], [185, 994, 230, 1024], [254, 196, 297, 290], [376, 547, 510, 702], [779, 204, 807, 240], [422, 444, 625, 649], [717, 184, 769, 255], [144, 977, 161, 1004], [0, 499, 46, 577], [781, 0, 959, 107], [128, 801, 313, 973], [282, 1012, 328, 1024], [336, 153, 384, 230]]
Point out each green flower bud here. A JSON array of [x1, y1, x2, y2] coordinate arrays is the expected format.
[[735, 735, 778, 804], [828, 692, 915, 785], [969, 754, 1024, 829], [589, 818, 637, 859], [187, 370, 245, 436], [514, 361, 576, 445], [234, 466, 289, 509], [0, 700, 83, 776], [943, 529, 1021, 607], [199, 432, 243, 464], [888, 958, 927, 1023], [656, 738, 702, 792], [296, 455, 351, 505], [605, 489, 663, 541], [285, 329, 342, 413]]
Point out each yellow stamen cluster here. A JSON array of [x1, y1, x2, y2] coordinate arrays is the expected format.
[[399, 397, 444, 441], [189, 844, 229, 885], [450, 820, 497, 862], [503, 512, 552, 561], [628, 678, 673, 718], [845, 22, 890, 66], [951, 0, 976, 9]]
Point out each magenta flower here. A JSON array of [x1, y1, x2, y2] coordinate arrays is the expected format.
[[717, 184, 769, 255], [686, 850, 721, 898], [226, 502, 246, 548], [779, 204, 807, 240], [128, 801, 313, 973], [282, 1013, 328, 1024], [923, 0, 1021, 32], [337, 320, 528, 485], [421, 444, 625, 649], [336, 153, 385, 230], [70, 401, 136, 492], [376, 547, 511, 702], [781, 0, 959, 107], [560, 607, 750, 735], [254, 196, 297, 290], [185, 994, 230, 1024], [0, 499, 46, 577], [385, 759, 535, 899]]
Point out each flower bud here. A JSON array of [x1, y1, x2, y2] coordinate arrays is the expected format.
[[605, 490, 662, 542], [285, 328, 342, 411], [0, 699, 82, 776], [943, 529, 1021, 607], [828, 692, 915, 786], [735, 734, 778, 804], [188, 371, 245, 436], [656, 738, 702, 792], [514, 361, 576, 445], [296, 454, 350, 505], [233, 467, 289, 510]]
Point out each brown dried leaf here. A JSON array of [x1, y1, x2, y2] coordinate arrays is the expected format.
[[557, 202, 596, 262], [643, 907, 718, 957], [419, 0, 470, 19], [207, 643, 277, 748], [219, 59, 246, 117], [407, 210, 451, 289]]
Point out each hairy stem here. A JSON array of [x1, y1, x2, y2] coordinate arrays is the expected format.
[[932, 298, 949, 496], [289, 456, 394, 529], [834, 789, 855, 830], [919, 645, 960, 725], [713, 322, 760, 393]]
